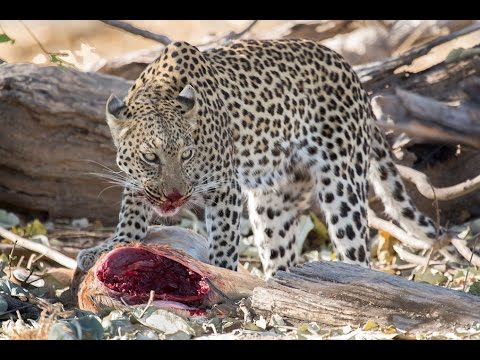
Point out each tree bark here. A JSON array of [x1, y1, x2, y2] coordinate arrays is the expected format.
[[252, 261, 480, 334], [0, 63, 131, 224], [372, 87, 480, 149]]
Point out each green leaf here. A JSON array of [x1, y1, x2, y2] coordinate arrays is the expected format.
[[469, 281, 480, 296], [363, 319, 379, 331], [413, 270, 448, 286], [102, 310, 135, 336], [25, 219, 47, 237], [445, 48, 465, 63], [445, 47, 480, 63], [0, 34, 15, 44], [296, 322, 321, 336], [49, 53, 61, 63]]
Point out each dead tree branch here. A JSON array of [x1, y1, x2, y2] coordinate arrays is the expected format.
[[99, 20, 172, 45], [0, 226, 77, 269], [393, 244, 432, 266], [356, 22, 480, 84], [369, 213, 480, 266], [397, 164, 480, 201], [368, 214, 433, 250], [225, 20, 258, 41], [451, 238, 480, 267], [372, 88, 480, 149], [198, 20, 259, 47]]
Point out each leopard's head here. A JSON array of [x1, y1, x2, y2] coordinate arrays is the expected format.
[[105, 84, 199, 217]]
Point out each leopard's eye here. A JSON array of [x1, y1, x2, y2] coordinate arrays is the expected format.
[[181, 149, 194, 162], [142, 153, 159, 164]]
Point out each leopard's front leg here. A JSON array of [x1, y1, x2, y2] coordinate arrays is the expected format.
[[205, 180, 243, 270], [76, 187, 151, 271]]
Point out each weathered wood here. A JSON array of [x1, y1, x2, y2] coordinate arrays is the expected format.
[[0, 63, 131, 224], [252, 261, 480, 333], [356, 22, 480, 90], [372, 88, 480, 149], [0, 225, 77, 269], [321, 20, 477, 66]]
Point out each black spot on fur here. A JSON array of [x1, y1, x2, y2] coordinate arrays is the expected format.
[[345, 247, 356, 261], [401, 207, 415, 220], [357, 245, 366, 262], [345, 224, 356, 240], [340, 202, 351, 217]]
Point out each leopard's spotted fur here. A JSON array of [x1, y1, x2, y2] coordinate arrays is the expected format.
[[77, 39, 444, 277]]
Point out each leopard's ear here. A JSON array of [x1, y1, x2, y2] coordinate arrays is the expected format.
[[176, 84, 197, 120], [106, 94, 127, 148]]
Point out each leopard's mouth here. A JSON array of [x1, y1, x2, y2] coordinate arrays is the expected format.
[[96, 246, 210, 307], [144, 191, 189, 217]]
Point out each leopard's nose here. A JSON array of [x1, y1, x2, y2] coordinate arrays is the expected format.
[[164, 191, 183, 203]]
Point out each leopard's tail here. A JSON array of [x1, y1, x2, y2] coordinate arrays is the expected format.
[[367, 124, 445, 244]]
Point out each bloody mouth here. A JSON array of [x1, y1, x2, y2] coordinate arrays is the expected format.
[[157, 200, 186, 215], [96, 246, 210, 306], [145, 195, 188, 216]]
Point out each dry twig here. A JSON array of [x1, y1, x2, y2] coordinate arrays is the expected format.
[[100, 20, 172, 45], [224, 20, 258, 41], [369, 213, 480, 267], [0, 226, 77, 269], [397, 164, 480, 201], [197, 20, 259, 47], [393, 244, 443, 267], [138, 290, 155, 318], [451, 238, 480, 267], [357, 22, 480, 77], [368, 213, 433, 250]]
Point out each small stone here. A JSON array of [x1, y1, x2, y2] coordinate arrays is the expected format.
[[72, 218, 89, 229]]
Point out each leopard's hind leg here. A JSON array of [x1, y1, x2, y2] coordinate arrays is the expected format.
[[247, 170, 313, 278]]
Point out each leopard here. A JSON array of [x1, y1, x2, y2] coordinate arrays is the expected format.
[[77, 39, 445, 277]]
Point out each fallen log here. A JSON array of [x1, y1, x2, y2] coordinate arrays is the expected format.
[[251, 261, 480, 334], [0, 63, 131, 224], [372, 86, 480, 149]]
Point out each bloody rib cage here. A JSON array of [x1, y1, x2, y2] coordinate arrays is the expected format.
[[97, 245, 209, 305], [74, 238, 263, 316]]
